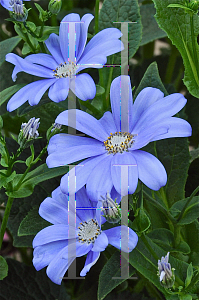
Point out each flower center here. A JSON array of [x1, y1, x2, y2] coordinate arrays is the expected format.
[[104, 132, 136, 154], [53, 61, 79, 78], [78, 219, 101, 244]]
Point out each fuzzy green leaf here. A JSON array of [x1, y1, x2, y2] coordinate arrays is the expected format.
[[0, 84, 26, 106], [0, 36, 21, 66]]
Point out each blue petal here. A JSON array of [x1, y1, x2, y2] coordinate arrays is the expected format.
[[110, 75, 133, 132], [104, 225, 138, 252], [48, 78, 69, 102], [98, 111, 117, 136], [32, 225, 77, 248], [24, 53, 58, 69], [70, 74, 96, 100], [60, 155, 107, 194], [111, 152, 138, 195], [6, 53, 54, 78], [76, 187, 96, 222], [55, 109, 108, 141], [131, 87, 164, 132], [150, 117, 192, 141], [45, 33, 64, 64], [48, 133, 103, 155], [131, 150, 167, 190], [46, 144, 105, 168], [80, 251, 100, 276], [86, 154, 113, 202], [92, 232, 108, 252], [132, 93, 187, 132], [33, 240, 67, 271], [7, 79, 55, 112], [51, 186, 69, 206]]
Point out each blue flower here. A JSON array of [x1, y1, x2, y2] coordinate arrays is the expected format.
[[158, 252, 175, 288], [46, 75, 192, 201], [0, 0, 30, 11], [32, 186, 138, 285], [6, 13, 123, 111]]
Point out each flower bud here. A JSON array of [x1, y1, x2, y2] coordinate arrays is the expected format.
[[48, 0, 62, 15], [158, 252, 175, 288], [9, 0, 28, 22], [190, 0, 199, 13], [46, 123, 62, 141], [100, 192, 121, 224], [18, 117, 40, 149]]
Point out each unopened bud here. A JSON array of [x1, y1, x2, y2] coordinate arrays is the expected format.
[[9, 0, 28, 22], [18, 117, 40, 149], [46, 123, 62, 140], [158, 252, 175, 288], [48, 0, 62, 15], [190, 0, 199, 12], [100, 192, 121, 224]]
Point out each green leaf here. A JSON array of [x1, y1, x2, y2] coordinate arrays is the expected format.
[[99, 0, 142, 60], [185, 263, 194, 288], [96, 85, 105, 96], [0, 256, 8, 280], [179, 295, 192, 300], [18, 206, 51, 236], [35, 26, 59, 42], [140, 4, 167, 46], [0, 259, 70, 300], [34, 3, 49, 22], [98, 251, 135, 300], [134, 61, 168, 99], [131, 208, 151, 233], [21, 42, 33, 55], [152, 0, 199, 98], [170, 196, 199, 225], [185, 221, 199, 266], [0, 84, 26, 106], [0, 171, 16, 189], [0, 116, 3, 129], [0, 36, 21, 67]]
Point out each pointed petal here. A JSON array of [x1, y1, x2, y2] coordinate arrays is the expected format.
[[55, 109, 108, 141], [92, 232, 108, 252], [86, 154, 113, 202], [80, 251, 100, 276], [45, 33, 64, 64], [104, 225, 138, 252], [29, 79, 56, 106], [110, 75, 133, 132], [98, 111, 117, 136], [70, 74, 96, 100], [48, 78, 69, 102], [111, 152, 138, 196], [132, 150, 167, 190]]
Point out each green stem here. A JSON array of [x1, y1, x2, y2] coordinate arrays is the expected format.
[[23, 22, 39, 39], [190, 14, 199, 80], [103, 55, 115, 110], [165, 45, 179, 84], [79, 100, 101, 116], [177, 185, 199, 222], [95, 0, 100, 35], [39, 42, 46, 53], [23, 30, 35, 53], [39, 22, 44, 38], [0, 197, 14, 249], [7, 148, 23, 176]]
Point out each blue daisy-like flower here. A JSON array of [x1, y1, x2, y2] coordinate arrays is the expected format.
[[6, 13, 123, 112], [0, 0, 30, 11], [33, 186, 138, 285], [46, 75, 192, 201]]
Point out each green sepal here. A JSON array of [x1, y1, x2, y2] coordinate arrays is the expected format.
[[0, 256, 8, 280], [34, 3, 49, 22]]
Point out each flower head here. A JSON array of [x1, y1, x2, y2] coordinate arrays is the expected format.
[[46, 75, 192, 201], [48, 0, 62, 15], [6, 13, 123, 111], [32, 186, 138, 285], [158, 252, 175, 288], [18, 117, 40, 148], [9, 0, 28, 22], [0, 0, 30, 11], [100, 192, 121, 223]]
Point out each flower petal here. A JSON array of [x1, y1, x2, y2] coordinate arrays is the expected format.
[[46, 144, 105, 168], [76, 187, 96, 222], [86, 154, 113, 202], [24, 53, 58, 69], [45, 33, 64, 64], [92, 232, 108, 252], [111, 152, 138, 196], [55, 109, 108, 141], [131, 87, 164, 131], [70, 74, 96, 100], [104, 225, 138, 252], [28, 79, 56, 106], [6, 53, 54, 78], [48, 77, 69, 102], [131, 150, 167, 190], [110, 75, 133, 132], [80, 251, 100, 276], [98, 111, 117, 136]]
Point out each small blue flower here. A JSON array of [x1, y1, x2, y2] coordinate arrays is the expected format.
[[158, 252, 175, 288], [32, 186, 138, 285], [6, 13, 123, 111], [46, 75, 192, 201], [0, 0, 30, 11]]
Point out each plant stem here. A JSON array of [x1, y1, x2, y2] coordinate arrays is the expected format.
[[0, 197, 14, 249], [177, 185, 199, 222], [95, 0, 100, 35], [190, 14, 199, 80], [79, 99, 101, 116], [164, 45, 179, 84]]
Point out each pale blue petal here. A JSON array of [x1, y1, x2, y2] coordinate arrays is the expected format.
[[92, 232, 108, 252], [80, 251, 100, 276], [45, 33, 64, 64], [28, 79, 56, 106], [110, 75, 133, 132], [98, 111, 117, 136], [76, 187, 96, 222], [70, 74, 96, 100], [24, 53, 58, 69], [111, 152, 138, 196], [55, 109, 108, 141], [48, 78, 69, 102], [131, 150, 167, 190], [104, 225, 138, 252]]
